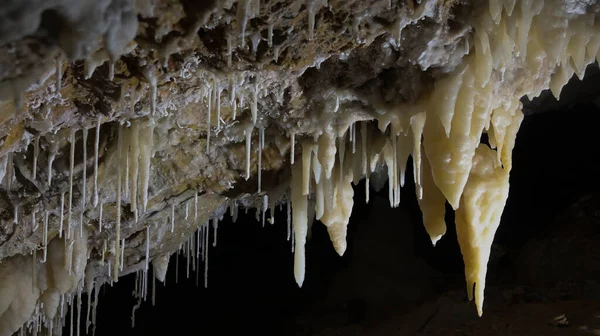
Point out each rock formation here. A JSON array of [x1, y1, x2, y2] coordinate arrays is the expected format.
[[0, 0, 599, 334]]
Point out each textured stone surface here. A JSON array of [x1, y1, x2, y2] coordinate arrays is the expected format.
[[0, 0, 473, 275]]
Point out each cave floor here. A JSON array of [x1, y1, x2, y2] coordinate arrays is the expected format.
[[306, 297, 600, 336]]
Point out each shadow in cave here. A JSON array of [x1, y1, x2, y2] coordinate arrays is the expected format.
[[69, 89, 600, 336]]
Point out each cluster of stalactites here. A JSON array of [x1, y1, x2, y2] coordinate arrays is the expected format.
[[131, 216, 218, 328], [287, 112, 423, 286], [112, 117, 156, 280], [0, 115, 159, 335], [286, 0, 600, 317], [0, 227, 89, 336], [285, 53, 523, 314]]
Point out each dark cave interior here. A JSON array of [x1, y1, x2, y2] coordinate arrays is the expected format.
[[61, 69, 600, 336]]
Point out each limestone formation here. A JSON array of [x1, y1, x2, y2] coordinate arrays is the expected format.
[[0, 0, 599, 334]]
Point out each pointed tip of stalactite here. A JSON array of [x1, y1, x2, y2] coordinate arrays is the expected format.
[[334, 244, 346, 257], [474, 280, 485, 317], [473, 284, 484, 316], [448, 198, 460, 211], [295, 274, 305, 288], [430, 235, 442, 247], [466, 281, 474, 302]]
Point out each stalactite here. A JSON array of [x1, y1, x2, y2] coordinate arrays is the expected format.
[[80, 128, 88, 238], [139, 119, 154, 213], [32, 135, 39, 180], [204, 221, 209, 288], [290, 131, 296, 165], [170, 204, 175, 233], [93, 116, 101, 207], [237, 0, 251, 48], [42, 211, 48, 262], [59, 192, 65, 237], [114, 125, 123, 282], [206, 86, 212, 153], [212, 218, 218, 247], [67, 129, 75, 240], [5, 152, 12, 191], [216, 87, 222, 132], [98, 201, 103, 233], [145, 226, 150, 272], [120, 238, 125, 271], [258, 126, 263, 193], [261, 194, 268, 227], [245, 125, 253, 180], [56, 57, 62, 91], [185, 202, 189, 221], [252, 78, 258, 124], [47, 140, 57, 187], [129, 121, 140, 221]]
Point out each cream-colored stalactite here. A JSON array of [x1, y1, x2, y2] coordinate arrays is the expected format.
[[418, 153, 447, 247], [516, 0, 545, 63], [427, 64, 467, 138], [129, 121, 141, 218], [504, 0, 517, 16], [290, 161, 308, 287], [473, 26, 493, 88], [492, 15, 514, 72], [410, 112, 426, 199], [317, 132, 336, 180], [545, 14, 575, 98], [350, 132, 365, 186], [455, 145, 510, 317], [549, 62, 574, 99], [585, 21, 600, 67], [0, 258, 38, 336], [302, 141, 317, 196], [338, 133, 347, 191], [523, 24, 547, 100], [40, 228, 89, 317], [152, 254, 170, 283], [120, 125, 131, 199], [115, 125, 124, 281], [423, 63, 489, 210], [313, 151, 325, 220], [118, 118, 156, 218], [0, 228, 88, 335], [499, 109, 523, 173], [396, 130, 413, 193], [485, 0, 600, 101], [244, 123, 254, 180], [139, 118, 155, 213], [455, 110, 522, 317], [318, 145, 354, 256], [489, 0, 502, 24], [488, 98, 520, 163], [391, 131, 400, 207], [321, 163, 335, 222], [367, 131, 387, 175], [382, 139, 396, 208]]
